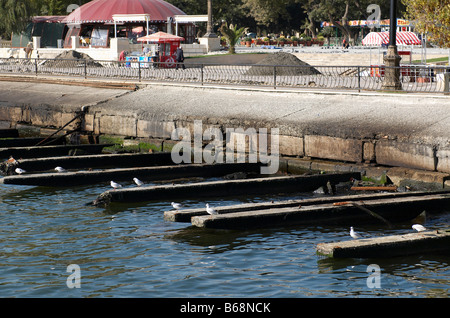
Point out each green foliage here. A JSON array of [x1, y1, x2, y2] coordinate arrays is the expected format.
[[219, 23, 248, 54], [402, 0, 450, 48], [0, 0, 90, 37]]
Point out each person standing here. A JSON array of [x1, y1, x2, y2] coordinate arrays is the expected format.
[[175, 46, 185, 70]]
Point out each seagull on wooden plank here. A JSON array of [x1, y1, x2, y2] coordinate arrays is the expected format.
[[171, 202, 183, 210], [110, 181, 122, 190], [133, 178, 144, 187], [206, 203, 218, 215], [55, 166, 67, 173], [412, 224, 427, 232], [350, 226, 362, 239], [15, 168, 26, 175]]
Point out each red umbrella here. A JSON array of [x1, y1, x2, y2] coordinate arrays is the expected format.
[[62, 0, 186, 24], [137, 31, 184, 42]]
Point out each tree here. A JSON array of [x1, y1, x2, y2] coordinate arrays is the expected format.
[[219, 23, 247, 54], [0, 0, 90, 38], [0, 0, 37, 36], [304, 0, 392, 44], [402, 0, 450, 48]]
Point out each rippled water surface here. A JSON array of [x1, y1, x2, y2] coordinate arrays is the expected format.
[[0, 180, 449, 298]]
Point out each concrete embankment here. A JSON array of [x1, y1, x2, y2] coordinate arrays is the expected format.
[[1, 77, 450, 188]]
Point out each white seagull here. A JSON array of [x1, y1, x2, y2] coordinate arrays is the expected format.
[[55, 166, 67, 173], [350, 226, 362, 239], [412, 224, 427, 232], [15, 168, 26, 175], [133, 178, 144, 187], [110, 181, 122, 190], [171, 202, 183, 210], [206, 203, 218, 215]]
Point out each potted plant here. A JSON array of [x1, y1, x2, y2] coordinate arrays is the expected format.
[[317, 35, 325, 46], [263, 37, 270, 45], [304, 36, 312, 46], [291, 36, 299, 46], [277, 37, 286, 46], [244, 37, 252, 47]]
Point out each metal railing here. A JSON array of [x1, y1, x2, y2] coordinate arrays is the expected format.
[[0, 57, 449, 93]]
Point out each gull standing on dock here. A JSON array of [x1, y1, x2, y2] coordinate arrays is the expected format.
[[15, 168, 26, 175], [350, 227, 362, 239], [55, 166, 67, 173], [110, 181, 122, 190], [133, 178, 144, 187], [412, 224, 427, 232], [171, 202, 183, 210], [206, 203, 218, 215]]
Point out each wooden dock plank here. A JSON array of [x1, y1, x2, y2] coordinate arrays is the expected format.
[[316, 230, 450, 258], [0, 162, 262, 186], [93, 172, 361, 206], [189, 193, 450, 229], [0, 143, 116, 159], [164, 190, 450, 222], [5, 152, 175, 172]]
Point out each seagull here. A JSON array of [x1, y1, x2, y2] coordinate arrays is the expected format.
[[133, 178, 144, 187], [412, 224, 427, 232], [350, 226, 362, 239], [15, 168, 26, 175], [110, 181, 122, 190], [206, 203, 218, 215], [55, 166, 67, 173], [171, 202, 183, 210]]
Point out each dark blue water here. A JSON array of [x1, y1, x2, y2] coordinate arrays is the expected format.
[[0, 180, 449, 298]]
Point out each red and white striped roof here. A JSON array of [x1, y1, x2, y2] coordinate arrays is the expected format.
[[62, 0, 186, 24], [362, 31, 421, 46]]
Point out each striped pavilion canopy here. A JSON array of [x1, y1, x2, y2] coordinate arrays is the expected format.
[[62, 0, 186, 24], [362, 31, 422, 46]]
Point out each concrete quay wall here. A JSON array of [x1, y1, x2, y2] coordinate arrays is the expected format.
[[1, 79, 450, 187]]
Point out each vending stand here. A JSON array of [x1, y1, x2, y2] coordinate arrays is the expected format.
[[137, 31, 185, 68]]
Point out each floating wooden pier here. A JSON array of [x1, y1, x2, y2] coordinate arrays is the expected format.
[[93, 172, 361, 206], [164, 190, 450, 222], [186, 191, 450, 229], [0, 137, 64, 148], [316, 229, 450, 258], [1, 162, 262, 186], [0, 143, 115, 159], [3, 152, 174, 173]]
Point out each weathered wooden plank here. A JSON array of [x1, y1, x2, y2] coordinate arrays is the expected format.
[[0, 143, 115, 159], [189, 194, 450, 229], [6, 152, 175, 172], [0, 162, 262, 186], [164, 190, 450, 222], [0, 137, 64, 148], [316, 230, 450, 258], [93, 172, 361, 206]]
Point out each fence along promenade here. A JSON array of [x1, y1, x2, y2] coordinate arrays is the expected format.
[[0, 57, 449, 93]]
